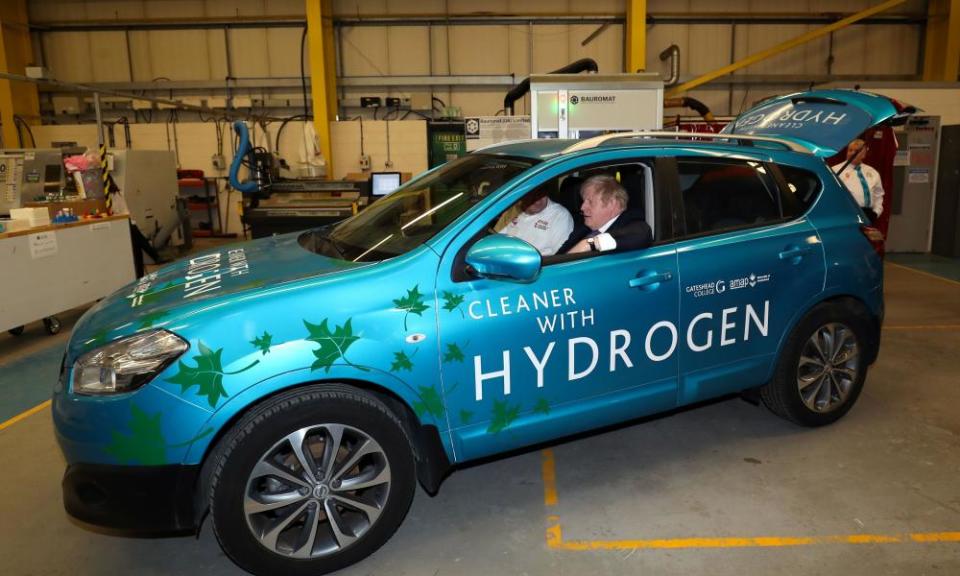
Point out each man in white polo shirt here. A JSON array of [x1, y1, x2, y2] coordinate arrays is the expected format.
[[833, 138, 884, 223], [497, 186, 574, 256]]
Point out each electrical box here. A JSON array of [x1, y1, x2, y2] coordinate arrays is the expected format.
[[530, 73, 664, 139], [52, 95, 83, 115]]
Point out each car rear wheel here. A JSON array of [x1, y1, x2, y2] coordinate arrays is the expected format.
[[209, 384, 416, 576], [761, 301, 871, 427]]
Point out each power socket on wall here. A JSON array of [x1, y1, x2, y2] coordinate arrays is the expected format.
[[359, 154, 371, 170]]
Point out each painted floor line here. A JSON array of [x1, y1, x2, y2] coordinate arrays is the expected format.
[[540, 450, 960, 551], [883, 324, 960, 331], [886, 261, 960, 288], [0, 400, 51, 432]]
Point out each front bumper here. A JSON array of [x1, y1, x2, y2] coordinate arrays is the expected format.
[[62, 463, 200, 535]]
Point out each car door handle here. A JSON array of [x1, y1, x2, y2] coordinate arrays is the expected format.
[[778, 246, 812, 261], [629, 271, 673, 289]]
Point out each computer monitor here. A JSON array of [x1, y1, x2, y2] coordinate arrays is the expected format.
[[370, 172, 402, 197]]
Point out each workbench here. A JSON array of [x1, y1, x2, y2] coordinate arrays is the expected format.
[[0, 214, 136, 335]]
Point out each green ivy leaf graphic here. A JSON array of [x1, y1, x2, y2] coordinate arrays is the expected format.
[[487, 400, 520, 434], [105, 404, 167, 465], [390, 350, 414, 372], [533, 398, 551, 415], [237, 278, 270, 291], [305, 318, 361, 372], [251, 331, 273, 355], [140, 281, 180, 307], [443, 342, 465, 363], [459, 409, 474, 425], [487, 399, 521, 434], [441, 291, 465, 317], [165, 341, 259, 407], [85, 327, 111, 350], [412, 385, 445, 420], [105, 404, 215, 465], [393, 285, 430, 330], [138, 309, 169, 329]]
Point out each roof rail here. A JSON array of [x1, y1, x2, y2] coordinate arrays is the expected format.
[[561, 131, 811, 154]]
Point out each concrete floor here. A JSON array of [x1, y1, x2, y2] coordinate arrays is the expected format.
[[1, 260, 958, 575]]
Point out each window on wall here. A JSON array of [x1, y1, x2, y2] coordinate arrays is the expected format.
[[677, 158, 781, 236]]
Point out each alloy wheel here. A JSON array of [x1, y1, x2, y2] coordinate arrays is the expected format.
[[796, 322, 860, 413], [243, 424, 391, 559]]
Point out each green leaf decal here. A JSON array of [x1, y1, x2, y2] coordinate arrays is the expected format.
[[140, 281, 180, 307], [390, 350, 414, 372], [412, 385, 445, 420], [393, 285, 429, 330], [487, 399, 520, 434], [165, 341, 259, 407], [459, 409, 474, 425], [441, 291, 465, 317], [443, 342, 465, 363], [85, 327, 111, 349], [105, 404, 214, 465], [304, 318, 362, 372], [533, 398, 551, 415], [105, 404, 167, 465], [251, 331, 273, 355], [237, 278, 270, 291], [138, 309, 169, 329]]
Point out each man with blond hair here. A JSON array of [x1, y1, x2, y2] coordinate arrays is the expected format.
[[558, 174, 652, 254]]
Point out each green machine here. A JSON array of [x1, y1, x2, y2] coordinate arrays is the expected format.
[[427, 121, 466, 168]]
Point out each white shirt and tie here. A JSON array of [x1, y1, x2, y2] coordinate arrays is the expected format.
[[832, 162, 884, 217]]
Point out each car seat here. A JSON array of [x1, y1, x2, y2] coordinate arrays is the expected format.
[[553, 175, 584, 222]]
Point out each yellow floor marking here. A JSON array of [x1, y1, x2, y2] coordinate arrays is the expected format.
[[884, 324, 960, 331], [546, 524, 960, 550], [886, 261, 960, 288], [542, 449, 558, 507], [910, 532, 960, 543], [0, 400, 51, 432], [541, 450, 960, 551]]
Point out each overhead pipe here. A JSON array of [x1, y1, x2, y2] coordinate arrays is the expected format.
[[659, 44, 680, 87], [663, 96, 716, 124], [504, 58, 598, 116], [28, 12, 924, 32]]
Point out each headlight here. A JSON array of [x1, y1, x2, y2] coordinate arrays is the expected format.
[[73, 330, 189, 395]]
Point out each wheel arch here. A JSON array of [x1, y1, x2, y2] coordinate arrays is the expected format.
[[774, 291, 882, 372], [190, 377, 452, 530]]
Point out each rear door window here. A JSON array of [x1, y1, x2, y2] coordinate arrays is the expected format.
[[677, 158, 782, 236]]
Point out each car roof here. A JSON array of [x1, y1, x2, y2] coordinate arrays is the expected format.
[[478, 133, 812, 162]]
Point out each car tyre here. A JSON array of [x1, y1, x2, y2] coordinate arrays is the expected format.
[[760, 301, 871, 427], [209, 384, 416, 576]]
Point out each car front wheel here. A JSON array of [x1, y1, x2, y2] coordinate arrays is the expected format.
[[209, 384, 416, 576], [761, 301, 871, 427]]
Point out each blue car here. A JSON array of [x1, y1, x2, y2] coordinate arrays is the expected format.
[[54, 90, 907, 575]]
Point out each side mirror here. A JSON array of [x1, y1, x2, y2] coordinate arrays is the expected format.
[[465, 235, 542, 283]]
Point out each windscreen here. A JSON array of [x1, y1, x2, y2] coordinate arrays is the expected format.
[[299, 154, 536, 262]]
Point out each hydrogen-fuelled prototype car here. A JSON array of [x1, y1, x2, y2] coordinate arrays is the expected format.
[[54, 90, 910, 575]]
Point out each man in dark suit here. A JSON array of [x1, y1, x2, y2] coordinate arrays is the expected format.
[[558, 174, 653, 254]]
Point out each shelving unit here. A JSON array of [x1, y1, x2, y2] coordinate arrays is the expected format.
[[177, 170, 236, 239]]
